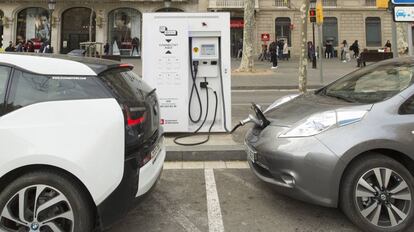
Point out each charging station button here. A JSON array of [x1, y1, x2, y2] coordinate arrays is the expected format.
[[211, 61, 218, 65]]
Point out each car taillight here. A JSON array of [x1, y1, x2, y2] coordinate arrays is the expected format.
[[122, 104, 146, 127], [139, 154, 152, 167]]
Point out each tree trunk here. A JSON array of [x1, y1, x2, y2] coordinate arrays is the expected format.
[[396, 22, 408, 56], [298, 0, 309, 93], [238, 0, 255, 72]]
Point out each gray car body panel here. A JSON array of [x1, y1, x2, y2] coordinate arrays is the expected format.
[[246, 63, 414, 208]]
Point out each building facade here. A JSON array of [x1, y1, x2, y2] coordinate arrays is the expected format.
[[0, 0, 395, 58]]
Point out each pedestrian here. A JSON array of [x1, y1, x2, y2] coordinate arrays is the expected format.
[[269, 39, 278, 69], [237, 39, 243, 59], [258, 43, 268, 61], [131, 37, 140, 56], [5, 41, 15, 52], [350, 40, 359, 58], [325, 40, 333, 59], [307, 41, 315, 61], [341, 40, 350, 62], [15, 41, 24, 52], [277, 39, 284, 59], [385, 40, 392, 52], [283, 42, 289, 61], [104, 42, 110, 55], [26, 40, 35, 53]]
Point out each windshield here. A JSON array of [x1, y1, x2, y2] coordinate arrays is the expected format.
[[319, 62, 414, 104]]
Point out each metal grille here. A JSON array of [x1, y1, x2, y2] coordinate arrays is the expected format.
[[275, 0, 289, 7]]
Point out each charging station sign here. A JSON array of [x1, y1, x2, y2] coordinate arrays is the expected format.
[[394, 6, 414, 21]]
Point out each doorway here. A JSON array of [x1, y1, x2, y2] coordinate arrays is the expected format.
[[61, 7, 95, 54]]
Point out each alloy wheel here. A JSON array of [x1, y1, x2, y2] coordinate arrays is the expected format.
[[0, 184, 74, 232], [355, 167, 412, 229]]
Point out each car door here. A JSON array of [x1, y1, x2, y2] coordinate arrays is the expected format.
[[398, 94, 414, 155], [0, 66, 11, 116]]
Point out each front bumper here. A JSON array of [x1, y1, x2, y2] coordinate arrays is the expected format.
[[97, 133, 165, 230], [245, 126, 344, 207]]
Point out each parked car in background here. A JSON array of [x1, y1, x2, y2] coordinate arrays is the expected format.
[[245, 57, 414, 232], [0, 53, 165, 232]]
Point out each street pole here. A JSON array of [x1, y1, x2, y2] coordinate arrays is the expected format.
[[318, 24, 323, 83], [48, 9, 53, 53], [392, 18, 398, 57], [408, 23, 413, 56], [312, 22, 317, 69]]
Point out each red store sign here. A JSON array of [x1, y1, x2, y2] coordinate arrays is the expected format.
[[230, 19, 244, 29], [261, 33, 270, 42]]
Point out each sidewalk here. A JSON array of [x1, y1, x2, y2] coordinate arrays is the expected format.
[[230, 58, 359, 90], [123, 57, 359, 90]]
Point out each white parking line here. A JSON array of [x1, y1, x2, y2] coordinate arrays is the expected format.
[[205, 169, 225, 232], [163, 161, 249, 170]]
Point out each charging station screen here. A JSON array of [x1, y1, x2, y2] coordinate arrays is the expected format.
[[201, 44, 216, 56]]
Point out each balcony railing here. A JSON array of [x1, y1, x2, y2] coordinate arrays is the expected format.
[[209, 0, 259, 9]]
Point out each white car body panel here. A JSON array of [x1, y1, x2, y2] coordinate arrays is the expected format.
[[0, 99, 125, 205], [136, 138, 166, 197], [0, 54, 97, 76]]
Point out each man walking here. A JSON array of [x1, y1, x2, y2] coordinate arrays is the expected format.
[[269, 40, 278, 69]]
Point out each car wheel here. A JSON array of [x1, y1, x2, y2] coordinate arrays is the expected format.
[[341, 154, 414, 232], [0, 171, 93, 232]]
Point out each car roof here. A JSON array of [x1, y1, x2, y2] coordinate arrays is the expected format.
[[0, 53, 125, 76]]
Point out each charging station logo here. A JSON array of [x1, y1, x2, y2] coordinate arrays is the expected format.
[[159, 26, 178, 36]]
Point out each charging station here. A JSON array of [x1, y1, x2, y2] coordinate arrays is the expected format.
[[142, 13, 232, 133]]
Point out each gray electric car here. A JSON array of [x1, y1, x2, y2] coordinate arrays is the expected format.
[[245, 57, 414, 232]]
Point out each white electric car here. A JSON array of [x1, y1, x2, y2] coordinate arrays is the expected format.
[[0, 53, 165, 232]]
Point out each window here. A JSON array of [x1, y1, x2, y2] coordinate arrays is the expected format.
[[323, 0, 337, 7], [275, 0, 289, 7], [366, 17, 382, 47], [400, 95, 414, 114], [108, 8, 142, 57], [16, 8, 49, 45], [275, 18, 291, 46], [323, 17, 338, 46], [7, 70, 109, 112], [320, 63, 414, 104], [0, 66, 11, 114], [365, 0, 376, 6]]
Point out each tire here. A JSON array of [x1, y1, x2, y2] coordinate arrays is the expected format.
[[340, 153, 414, 232], [0, 170, 94, 232]]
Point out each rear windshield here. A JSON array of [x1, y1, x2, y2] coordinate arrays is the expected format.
[[99, 69, 153, 102], [319, 63, 414, 104], [8, 70, 110, 110]]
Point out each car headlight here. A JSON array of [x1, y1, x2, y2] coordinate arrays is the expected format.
[[279, 110, 368, 138]]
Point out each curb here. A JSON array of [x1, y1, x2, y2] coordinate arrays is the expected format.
[[231, 85, 324, 90], [166, 145, 247, 161]]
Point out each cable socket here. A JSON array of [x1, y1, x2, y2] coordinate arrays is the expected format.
[[200, 81, 209, 89]]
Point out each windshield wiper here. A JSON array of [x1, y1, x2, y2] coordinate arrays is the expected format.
[[324, 92, 356, 103]]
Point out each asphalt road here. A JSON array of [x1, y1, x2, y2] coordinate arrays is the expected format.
[[107, 166, 360, 232]]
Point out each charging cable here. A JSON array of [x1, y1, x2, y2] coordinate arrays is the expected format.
[[174, 78, 219, 146], [188, 38, 203, 124]]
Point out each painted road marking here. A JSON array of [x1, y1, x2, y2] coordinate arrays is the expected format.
[[164, 161, 249, 170], [205, 169, 225, 232]]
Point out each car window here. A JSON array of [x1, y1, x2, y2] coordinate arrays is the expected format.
[[400, 95, 414, 115], [320, 64, 414, 104], [7, 70, 111, 112], [99, 68, 152, 103], [0, 66, 11, 103]]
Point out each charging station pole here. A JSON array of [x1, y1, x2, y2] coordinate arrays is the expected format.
[[142, 13, 232, 134]]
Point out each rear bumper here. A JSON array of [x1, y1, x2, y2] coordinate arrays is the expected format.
[[97, 134, 165, 230]]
